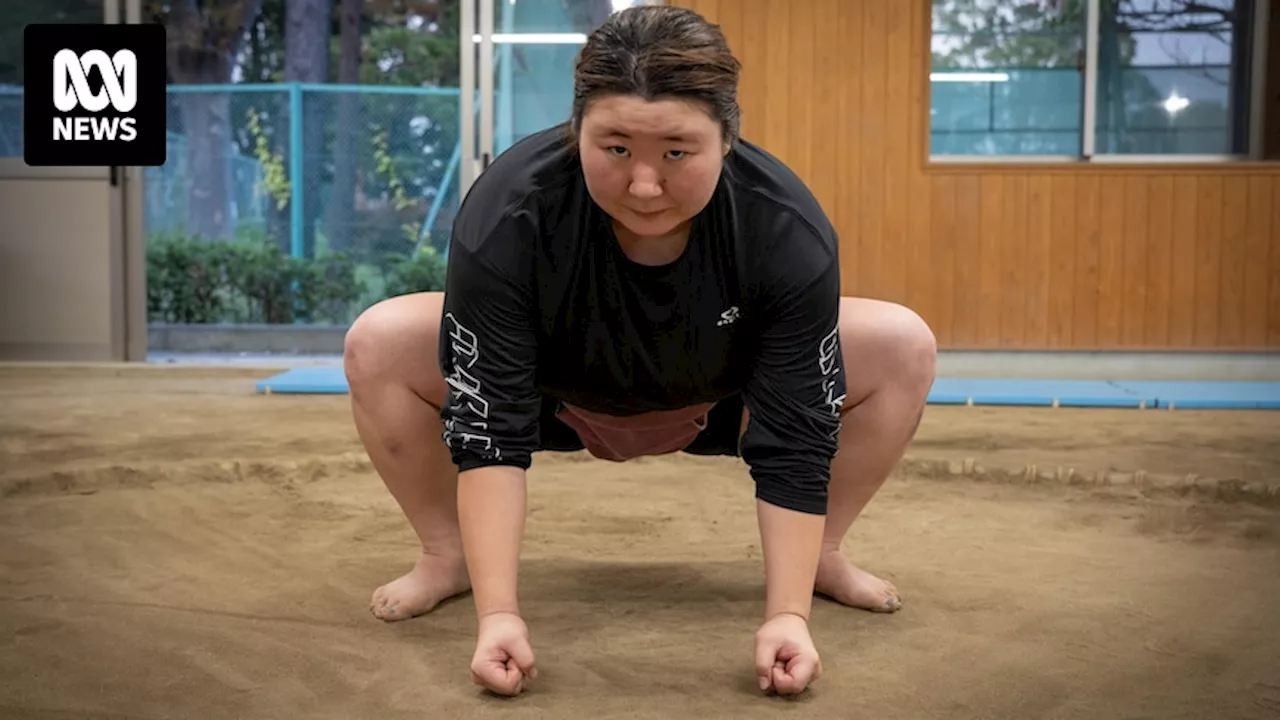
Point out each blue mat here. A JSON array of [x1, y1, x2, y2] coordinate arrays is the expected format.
[[254, 367, 1280, 410], [926, 378, 1156, 408], [256, 366, 349, 394], [1112, 381, 1280, 410]]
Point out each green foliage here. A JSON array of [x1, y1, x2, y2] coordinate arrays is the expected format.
[[147, 230, 447, 325], [932, 0, 1094, 69], [246, 106, 292, 211], [360, 23, 460, 87], [932, 0, 1140, 69], [220, 229, 365, 324], [931, 0, 1234, 71], [146, 231, 234, 324], [237, 0, 462, 88], [383, 245, 448, 298], [371, 127, 414, 211], [147, 230, 370, 325]]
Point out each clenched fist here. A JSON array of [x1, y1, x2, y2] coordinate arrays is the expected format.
[[471, 612, 537, 696], [754, 612, 822, 695]]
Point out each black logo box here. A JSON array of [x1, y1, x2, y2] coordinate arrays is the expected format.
[[23, 23, 167, 167]]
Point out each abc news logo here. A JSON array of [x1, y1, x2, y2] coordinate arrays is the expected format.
[[24, 24, 166, 167], [53, 49, 140, 143]]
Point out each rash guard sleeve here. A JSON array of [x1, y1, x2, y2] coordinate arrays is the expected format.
[[437, 212, 543, 473], [739, 226, 846, 516]]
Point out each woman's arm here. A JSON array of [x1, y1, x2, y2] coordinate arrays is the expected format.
[[457, 465, 528, 618], [437, 213, 544, 622], [737, 221, 845, 613], [757, 499, 824, 620]]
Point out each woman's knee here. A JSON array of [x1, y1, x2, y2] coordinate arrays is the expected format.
[[838, 297, 937, 398], [344, 292, 448, 405]]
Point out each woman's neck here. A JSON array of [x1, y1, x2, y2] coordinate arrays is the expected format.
[[612, 219, 693, 267]]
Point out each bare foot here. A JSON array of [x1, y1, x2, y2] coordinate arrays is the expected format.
[[814, 550, 902, 613], [370, 550, 471, 622]]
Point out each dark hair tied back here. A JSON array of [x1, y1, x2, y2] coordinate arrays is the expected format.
[[571, 6, 742, 143]]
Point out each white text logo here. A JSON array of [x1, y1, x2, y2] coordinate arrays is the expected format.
[[716, 306, 740, 327], [51, 49, 138, 142], [441, 312, 501, 460], [818, 324, 845, 439]]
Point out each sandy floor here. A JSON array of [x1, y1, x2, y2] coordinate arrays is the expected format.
[[1, 365, 1278, 720]]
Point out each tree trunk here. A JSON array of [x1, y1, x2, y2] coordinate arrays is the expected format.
[[285, 0, 334, 258], [163, 0, 261, 241], [326, 0, 363, 253], [178, 87, 233, 240]]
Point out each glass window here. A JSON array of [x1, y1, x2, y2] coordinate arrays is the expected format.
[[931, 0, 1086, 156], [0, 0, 107, 156], [1095, 0, 1250, 155], [929, 0, 1258, 159]]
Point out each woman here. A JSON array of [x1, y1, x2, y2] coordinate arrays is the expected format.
[[344, 5, 936, 699]]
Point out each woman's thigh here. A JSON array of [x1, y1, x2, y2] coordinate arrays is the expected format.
[[729, 296, 937, 436]]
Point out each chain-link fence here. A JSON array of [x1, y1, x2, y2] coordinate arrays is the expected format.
[[0, 87, 22, 156], [144, 83, 461, 325]]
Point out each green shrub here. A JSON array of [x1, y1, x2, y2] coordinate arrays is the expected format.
[[383, 244, 448, 298], [146, 229, 372, 324], [146, 231, 234, 323]]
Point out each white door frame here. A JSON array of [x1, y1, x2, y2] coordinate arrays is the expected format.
[[122, 0, 147, 361], [458, 0, 494, 198], [458, 0, 481, 198]]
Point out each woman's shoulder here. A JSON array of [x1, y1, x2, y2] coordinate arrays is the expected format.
[[451, 125, 582, 254], [721, 138, 838, 266]]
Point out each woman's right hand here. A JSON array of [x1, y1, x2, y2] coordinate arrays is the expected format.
[[470, 612, 537, 696]]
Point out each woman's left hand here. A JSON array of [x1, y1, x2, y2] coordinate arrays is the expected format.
[[753, 612, 822, 695]]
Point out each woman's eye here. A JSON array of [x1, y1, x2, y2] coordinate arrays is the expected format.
[[666, 150, 686, 160], [608, 146, 628, 156]]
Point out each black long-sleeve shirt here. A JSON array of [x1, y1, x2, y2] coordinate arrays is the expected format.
[[438, 125, 846, 515]]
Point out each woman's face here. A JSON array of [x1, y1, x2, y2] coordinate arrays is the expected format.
[[578, 94, 729, 241]]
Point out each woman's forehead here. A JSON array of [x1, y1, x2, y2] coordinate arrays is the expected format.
[[582, 96, 719, 139]]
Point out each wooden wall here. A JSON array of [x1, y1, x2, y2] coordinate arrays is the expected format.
[[672, 0, 1280, 351]]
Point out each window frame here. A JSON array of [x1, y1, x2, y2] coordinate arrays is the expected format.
[[923, 0, 1274, 166]]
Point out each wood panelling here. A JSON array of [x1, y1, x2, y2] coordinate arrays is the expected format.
[[674, 0, 1280, 350]]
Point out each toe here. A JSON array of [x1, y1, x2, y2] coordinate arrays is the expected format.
[[881, 582, 902, 612], [370, 586, 395, 619]]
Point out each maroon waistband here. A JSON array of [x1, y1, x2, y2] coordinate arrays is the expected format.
[[555, 401, 715, 462]]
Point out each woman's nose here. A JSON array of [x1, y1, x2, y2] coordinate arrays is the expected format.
[[628, 166, 662, 199]]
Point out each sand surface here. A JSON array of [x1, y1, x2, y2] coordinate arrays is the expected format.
[[1, 366, 1278, 720]]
